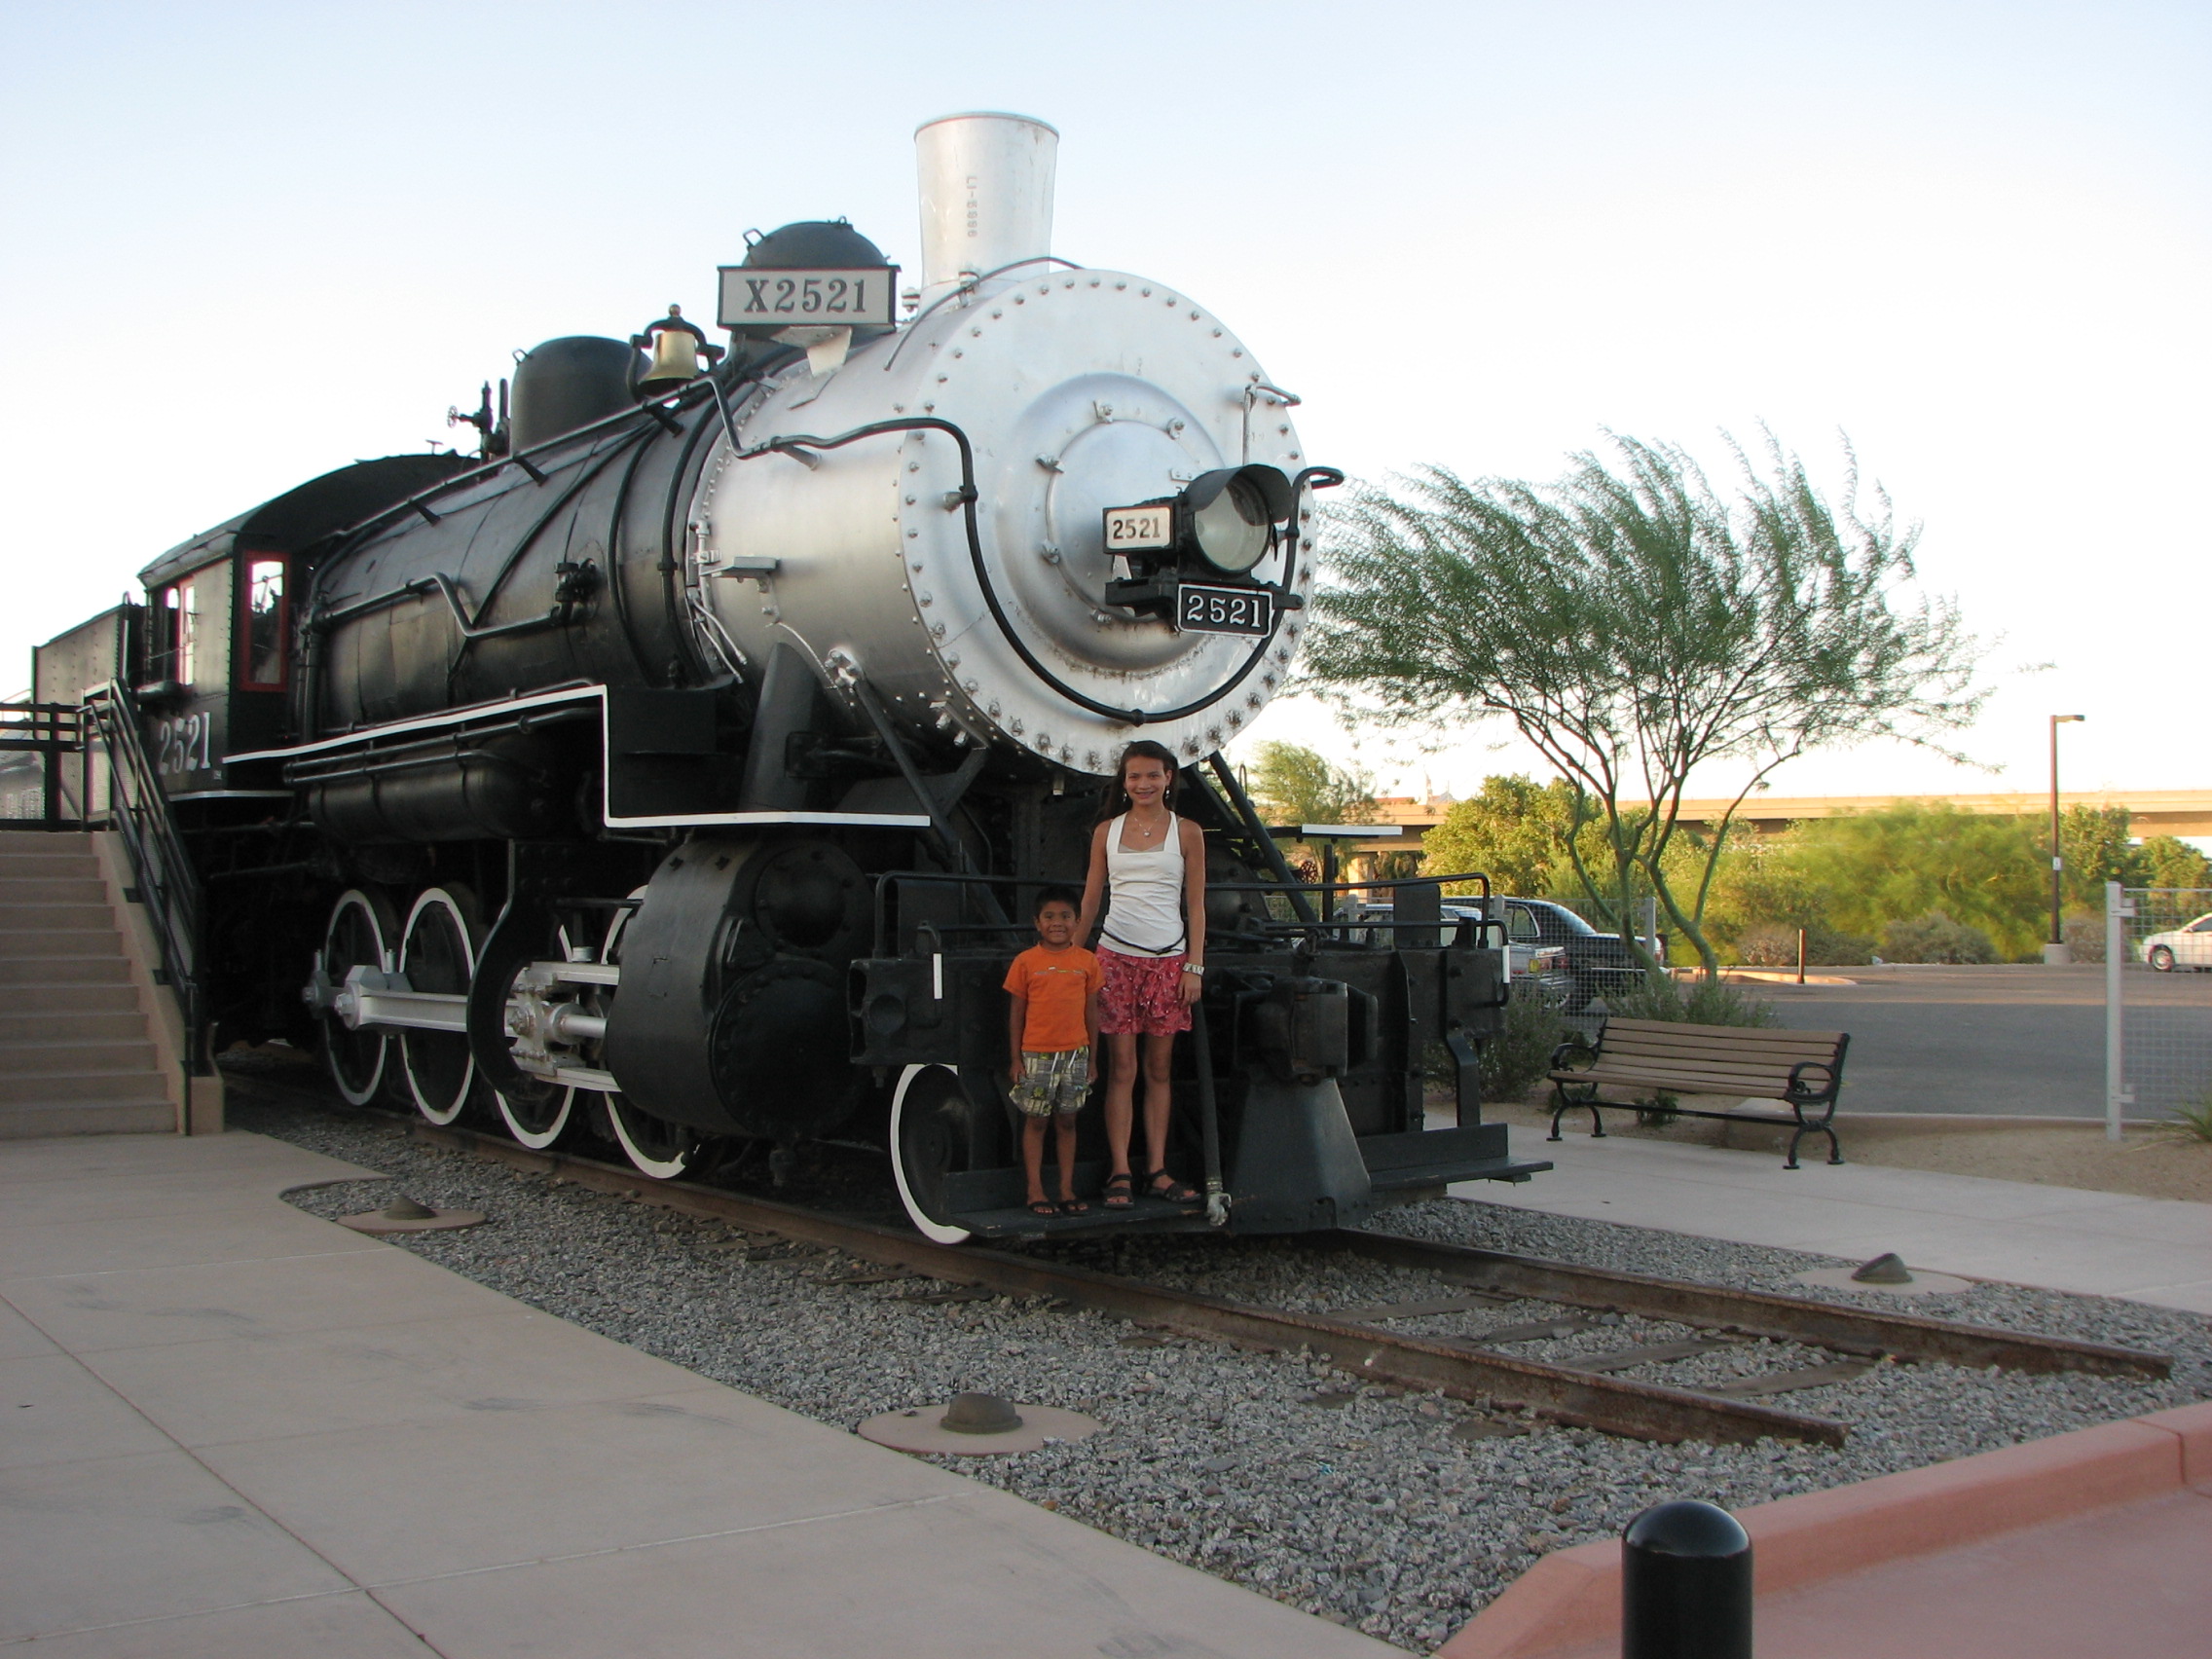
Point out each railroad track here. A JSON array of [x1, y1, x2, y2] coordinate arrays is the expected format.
[[251, 1078, 2168, 1451]]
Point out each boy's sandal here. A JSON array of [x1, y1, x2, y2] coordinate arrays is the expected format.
[[1026, 1198, 1060, 1218], [1102, 1172, 1135, 1209], [1057, 1197, 1091, 1216], [1146, 1169, 1201, 1204]]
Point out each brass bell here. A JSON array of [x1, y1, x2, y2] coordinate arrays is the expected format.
[[635, 305, 707, 391]]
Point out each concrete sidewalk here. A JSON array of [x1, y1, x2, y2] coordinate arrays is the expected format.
[[1441, 1399, 2212, 1659], [1459, 1122, 2212, 1313], [0, 1131, 1392, 1658]]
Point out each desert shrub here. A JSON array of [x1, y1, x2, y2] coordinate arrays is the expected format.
[[1602, 975, 1778, 1027], [1881, 910, 1998, 964], [1471, 983, 1572, 1103], [2061, 912, 2106, 964], [1736, 921, 1876, 967]]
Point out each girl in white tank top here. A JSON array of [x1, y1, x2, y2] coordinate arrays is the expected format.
[[1099, 811, 1187, 956], [1076, 742, 1208, 1209]]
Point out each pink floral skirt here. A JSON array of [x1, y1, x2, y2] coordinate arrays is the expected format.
[[1097, 947, 1191, 1036]]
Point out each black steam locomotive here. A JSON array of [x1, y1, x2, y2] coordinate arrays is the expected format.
[[25, 115, 1543, 1238]]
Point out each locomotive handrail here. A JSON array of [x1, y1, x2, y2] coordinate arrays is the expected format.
[[866, 865, 1498, 959], [85, 682, 205, 1077]]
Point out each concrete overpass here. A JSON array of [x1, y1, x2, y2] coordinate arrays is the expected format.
[[1343, 790, 2212, 858]]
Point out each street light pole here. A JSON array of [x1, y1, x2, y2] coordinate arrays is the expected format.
[[2046, 715, 2085, 963]]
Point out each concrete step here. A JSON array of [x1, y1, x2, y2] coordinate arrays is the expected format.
[[0, 1101, 175, 1138], [0, 928, 122, 960], [0, 982, 138, 1013], [0, 1067, 171, 1106], [0, 957, 129, 985], [0, 843, 99, 877], [0, 877, 106, 904], [0, 903, 118, 931], [0, 1010, 148, 1044], [0, 1035, 157, 1071]]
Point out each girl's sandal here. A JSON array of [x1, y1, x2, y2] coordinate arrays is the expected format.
[[1146, 1169, 1201, 1204], [1057, 1197, 1091, 1216], [1027, 1198, 1060, 1218], [1102, 1172, 1135, 1209]]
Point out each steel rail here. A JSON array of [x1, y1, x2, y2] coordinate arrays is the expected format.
[[383, 1115, 1845, 1447], [1321, 1231, 2170, 1381]]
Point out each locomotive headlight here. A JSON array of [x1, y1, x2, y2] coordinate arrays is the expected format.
[[1185, 464, 1295, 575]]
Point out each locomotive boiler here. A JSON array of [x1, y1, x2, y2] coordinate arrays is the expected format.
[[35, 113, 1546, 1238]]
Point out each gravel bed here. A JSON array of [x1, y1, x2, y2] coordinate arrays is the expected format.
[[238, 1088, 2210, 1653]]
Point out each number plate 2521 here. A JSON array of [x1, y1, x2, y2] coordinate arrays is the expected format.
[[1176, 583, 1271, 636]]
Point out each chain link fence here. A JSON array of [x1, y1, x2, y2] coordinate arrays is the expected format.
[[2105, 883, 2212, 1135]]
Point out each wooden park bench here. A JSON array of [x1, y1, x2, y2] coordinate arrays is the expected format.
[[1546, 1018, 1850, 1169]]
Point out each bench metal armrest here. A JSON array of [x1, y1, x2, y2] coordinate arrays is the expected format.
[[1549, 1035, 1597, 1072], [1785, 1058, 1837, 1100]]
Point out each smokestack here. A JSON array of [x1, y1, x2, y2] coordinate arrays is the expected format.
[[914, 112, 1058, 293]]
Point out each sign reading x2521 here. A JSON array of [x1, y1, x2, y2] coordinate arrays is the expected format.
[[718, 266, 899, 330]]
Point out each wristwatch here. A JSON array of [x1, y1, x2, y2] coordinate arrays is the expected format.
[[1182, 963, 1205, 976]]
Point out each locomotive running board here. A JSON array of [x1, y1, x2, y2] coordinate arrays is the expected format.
[[1356, 1124, 1552, 1191], [226, 682, 934, 831]]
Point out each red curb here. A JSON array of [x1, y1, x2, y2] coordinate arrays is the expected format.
[[1439, 1399, 2212, 1659]]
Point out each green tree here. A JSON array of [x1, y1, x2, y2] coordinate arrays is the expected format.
[[2058, 805, 2137, 911], [2138, 835, 2212, 893], [1420, 775, 1577, 896], [1783, 802, 2046, 959], [1244, 741, 1377, 828], [1303, 431, 1988, 977]]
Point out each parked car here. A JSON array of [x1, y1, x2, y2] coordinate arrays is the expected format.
[[1339, 896, 1648, 1011], [1491, 898, 1651, 1011], [2139, 913, 2212, 972]]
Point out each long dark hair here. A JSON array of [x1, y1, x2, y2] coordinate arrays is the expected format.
[[1094, 739, 1182, 824]]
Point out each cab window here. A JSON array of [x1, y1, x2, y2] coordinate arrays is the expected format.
[[240, 557, 287, 689], [1506, 906, 1541, 943]]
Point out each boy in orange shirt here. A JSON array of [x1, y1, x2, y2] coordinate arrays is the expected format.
[[1004, 886, 1104, 1217]]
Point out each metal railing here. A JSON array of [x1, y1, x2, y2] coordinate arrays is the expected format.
[[84, 683, 203, 1066], [867, 866, 1497, 960], [0, 701, 92, 828]]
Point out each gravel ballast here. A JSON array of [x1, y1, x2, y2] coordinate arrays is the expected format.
[[235, 1087, 2211, 1653]]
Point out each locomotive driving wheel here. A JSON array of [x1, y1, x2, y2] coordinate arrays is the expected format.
[[597, 895, 701, 1179], [489, 914, 580, 1151], [397, 887, 481, 1126], [890, 1064, 975, 1244], [318, 889, 396, 1106]]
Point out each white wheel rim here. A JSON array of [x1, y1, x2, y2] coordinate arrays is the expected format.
[[598, 892, 695, 1179], [495, 917, 576, 1148], [891, 1064, 972, 1245], [497, 1085, 575, 1150], [322, 889, 389, 1107], [398, 887, 476, 1125], [606, 1095, 695, 1179]]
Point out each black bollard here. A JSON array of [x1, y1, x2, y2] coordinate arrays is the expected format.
[[1621, 1499, 1752, 1659]]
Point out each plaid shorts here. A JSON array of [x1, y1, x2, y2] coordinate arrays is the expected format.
[[1014, 1048, 1092, 1117]]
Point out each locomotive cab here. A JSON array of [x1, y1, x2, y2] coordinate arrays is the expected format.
[[131, 454, 475, 797]]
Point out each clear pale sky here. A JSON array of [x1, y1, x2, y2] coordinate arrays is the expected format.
[[2, 2, 2202, 803]]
